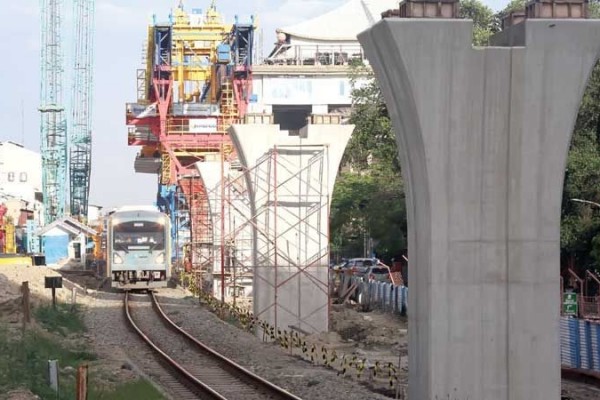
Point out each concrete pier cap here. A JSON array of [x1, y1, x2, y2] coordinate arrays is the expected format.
[[359, 5, 600, 400], [229, 123, 353, 334]]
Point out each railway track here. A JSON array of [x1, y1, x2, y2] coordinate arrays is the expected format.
[[124, 291, 303, 400]]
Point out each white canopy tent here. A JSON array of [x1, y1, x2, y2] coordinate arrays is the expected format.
[[277, 0, 399, 42]]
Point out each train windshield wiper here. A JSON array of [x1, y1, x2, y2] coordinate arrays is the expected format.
[[148, 242, 162, 252], [115, 242, 129, 253]]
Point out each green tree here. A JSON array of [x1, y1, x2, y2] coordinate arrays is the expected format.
[[331, 62, 406, 262], [575, 63, 600, 142], [591, 1, 600, 18], [344, 64, 399, 173], [459, 0, 498, 45], [561, 67, 600, 276], [502, 0, 526, 13]]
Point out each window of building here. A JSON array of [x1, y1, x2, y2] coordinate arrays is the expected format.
[[19, 172, 27, 182], [7, 172, 14, 182]]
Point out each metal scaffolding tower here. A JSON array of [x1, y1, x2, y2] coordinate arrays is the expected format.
[[39, 0, 68, 224], [69, 0, 95, 219], [200, 141, 330, 318]]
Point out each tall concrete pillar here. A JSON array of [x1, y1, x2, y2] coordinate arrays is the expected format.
[[230, 123, 352, 334], [359, 18, 600, 399], [196, 161, 228, 296]]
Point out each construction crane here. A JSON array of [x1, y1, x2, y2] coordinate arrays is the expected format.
[[69, 0, 95, 220], [39, 0, 68, 224], [39, 0, 95, 224]]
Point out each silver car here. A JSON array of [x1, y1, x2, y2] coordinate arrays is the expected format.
[[364, 265, 392, 283], [339, 257, 379, 276]]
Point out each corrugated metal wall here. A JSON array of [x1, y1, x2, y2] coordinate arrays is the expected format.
[[337, 274, 408, 314], [357, 279, 408, 314], [560, 316, 600, 372]]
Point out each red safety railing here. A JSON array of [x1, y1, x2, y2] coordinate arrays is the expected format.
[[579, 296, 600, 319]]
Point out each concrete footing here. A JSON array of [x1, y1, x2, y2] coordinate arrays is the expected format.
[[359, 18, 600, 399]]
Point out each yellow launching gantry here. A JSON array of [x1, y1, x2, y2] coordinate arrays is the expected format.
[[143, 1, 236, 107], [134, 0, 256, 168], [171, 1, 232, 104], [127, 1, 257, 272]]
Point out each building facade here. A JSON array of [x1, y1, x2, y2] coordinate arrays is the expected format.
[[0, 141, 43, 208], [0, 141, 44, 253], [249, 0, 398, 130]]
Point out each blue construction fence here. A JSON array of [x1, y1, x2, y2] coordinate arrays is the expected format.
[[560, 316, 600, 371], [334, 274, 408, 314]]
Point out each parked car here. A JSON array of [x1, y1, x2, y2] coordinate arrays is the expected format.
[[364, 265, 392, 283], [338, 258, 379, 276]]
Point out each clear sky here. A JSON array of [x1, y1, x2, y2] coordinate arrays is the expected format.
[[0, 0, 507, 210]]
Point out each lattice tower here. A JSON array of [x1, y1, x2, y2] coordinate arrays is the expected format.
[[69, 0, 95, 219], [39, 0, 68, 223]]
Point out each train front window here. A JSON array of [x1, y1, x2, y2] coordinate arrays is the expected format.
[[113, 221, 165, 251]]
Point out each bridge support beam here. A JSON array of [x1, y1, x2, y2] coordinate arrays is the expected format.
[[230, 123, 352, 334], [359, 18, 600, 400]]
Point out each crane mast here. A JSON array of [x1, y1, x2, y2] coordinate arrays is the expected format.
[[69, 0, 95, 219], [39, 0, 68, 224], [40, 0, 95, 223]]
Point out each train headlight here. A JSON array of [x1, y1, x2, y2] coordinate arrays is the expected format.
[[155, 252, 165, 264], [113, 253, 123, 264]]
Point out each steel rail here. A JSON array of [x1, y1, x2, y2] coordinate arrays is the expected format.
[[124, 292, 227, 399], [150, 292, 303, 400]]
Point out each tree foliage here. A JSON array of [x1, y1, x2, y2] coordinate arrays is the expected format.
[[459, 0, 498, 45], [330, 172, 407, 262], [330, 62, 406, 262], [344, 65, 400, 173], [502, 0, 526, 13], [561, 64, 600, 274]]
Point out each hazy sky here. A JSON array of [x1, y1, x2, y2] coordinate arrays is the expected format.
[[0, 0, 506, 210]]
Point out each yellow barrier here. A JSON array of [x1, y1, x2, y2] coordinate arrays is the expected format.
[[0, 255, 31, 266], [5, 223, 16, 253], [185, 276, 402, 392]]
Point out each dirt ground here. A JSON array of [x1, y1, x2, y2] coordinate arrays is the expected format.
[[316, 301, 600, 399], [0, 263, 137, 399]]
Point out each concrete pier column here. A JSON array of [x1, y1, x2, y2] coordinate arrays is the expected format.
[[230, 123, 352, 334], [196, 161, 228, 296], [359, 18, 600, 400]]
